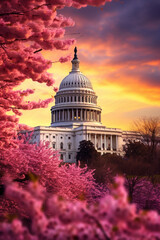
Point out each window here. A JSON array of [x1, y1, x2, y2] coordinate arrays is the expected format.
[[61, 136, 63, 139], [68, 137, 71, 139], [53, 136, 55, 138], [60, 142, 63, 150], [46, 135, 48, 138], [68, 143, 71, 150], [60, 154, 63, 160], [68, 154, 71, 160], [53, 143, 56, 149]]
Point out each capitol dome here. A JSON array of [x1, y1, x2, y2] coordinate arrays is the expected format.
[[51, 47, 102, 127], [59, 72, 93, 90]]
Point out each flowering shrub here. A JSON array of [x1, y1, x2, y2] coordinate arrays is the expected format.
[[1, 139, 102, 201], [126, 177, 160, 212]]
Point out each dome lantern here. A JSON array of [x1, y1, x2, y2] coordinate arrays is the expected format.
[[71, 46, 80, 72]]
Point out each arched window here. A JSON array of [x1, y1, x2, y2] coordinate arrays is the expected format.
[[78, 96, 80, 102], [71, 96, 72, 102], [85, 96, 87, 102], [82, 96, 84, 102], [75, 96, 76, 102], [60, 154, 63, 160], [53, 143, 56, 149], [68, 143, 71, 150], [60, 142, 63, 150]]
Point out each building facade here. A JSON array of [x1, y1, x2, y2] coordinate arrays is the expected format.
[[32, 48, 139, 163]]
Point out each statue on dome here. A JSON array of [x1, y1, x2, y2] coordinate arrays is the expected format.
[[74, 46, 78, 59]]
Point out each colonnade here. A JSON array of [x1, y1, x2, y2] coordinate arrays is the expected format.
[[86, 133, 118, 151], [52, 108, 101, 123]]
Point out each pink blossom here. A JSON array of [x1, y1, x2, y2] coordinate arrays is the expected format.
[[59, 55, 71, 63]]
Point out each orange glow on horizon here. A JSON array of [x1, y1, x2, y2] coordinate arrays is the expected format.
[[17, 41, 160, 131]]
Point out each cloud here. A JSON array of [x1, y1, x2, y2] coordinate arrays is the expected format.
[[61, 0, 160, 87]]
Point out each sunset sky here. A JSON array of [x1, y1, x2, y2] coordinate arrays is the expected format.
[[19, 0, 160, 130]]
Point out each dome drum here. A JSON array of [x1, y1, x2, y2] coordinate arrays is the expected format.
[[51, 108, 102, 124]]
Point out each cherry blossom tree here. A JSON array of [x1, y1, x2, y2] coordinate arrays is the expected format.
[[0, 0, 111, 150]]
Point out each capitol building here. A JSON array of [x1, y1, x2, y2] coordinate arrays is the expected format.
[[33, 48, 139, 163]]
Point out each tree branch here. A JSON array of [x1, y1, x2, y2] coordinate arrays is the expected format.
[[0, 4, 52, 16]]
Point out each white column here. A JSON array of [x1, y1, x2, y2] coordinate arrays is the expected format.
[[104, 135, 106, 150], [76, 109, 78, 120], [80, 109, 83, 121], [59, 110, 60, 121], [67, 110, 69, 121], [72, 109, 74, 121], [100, 134, 102, 150], [56, 111, 57, 122], [84, 110, 86, 121], [116, 135, 118, 151], [51, 112, 53, 123], [95, 134, 96, 149], [111, 135, 113, 151], [62, 110, 64, 121], [53, 112, 55, 122], [93, 111, 95, 121]]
